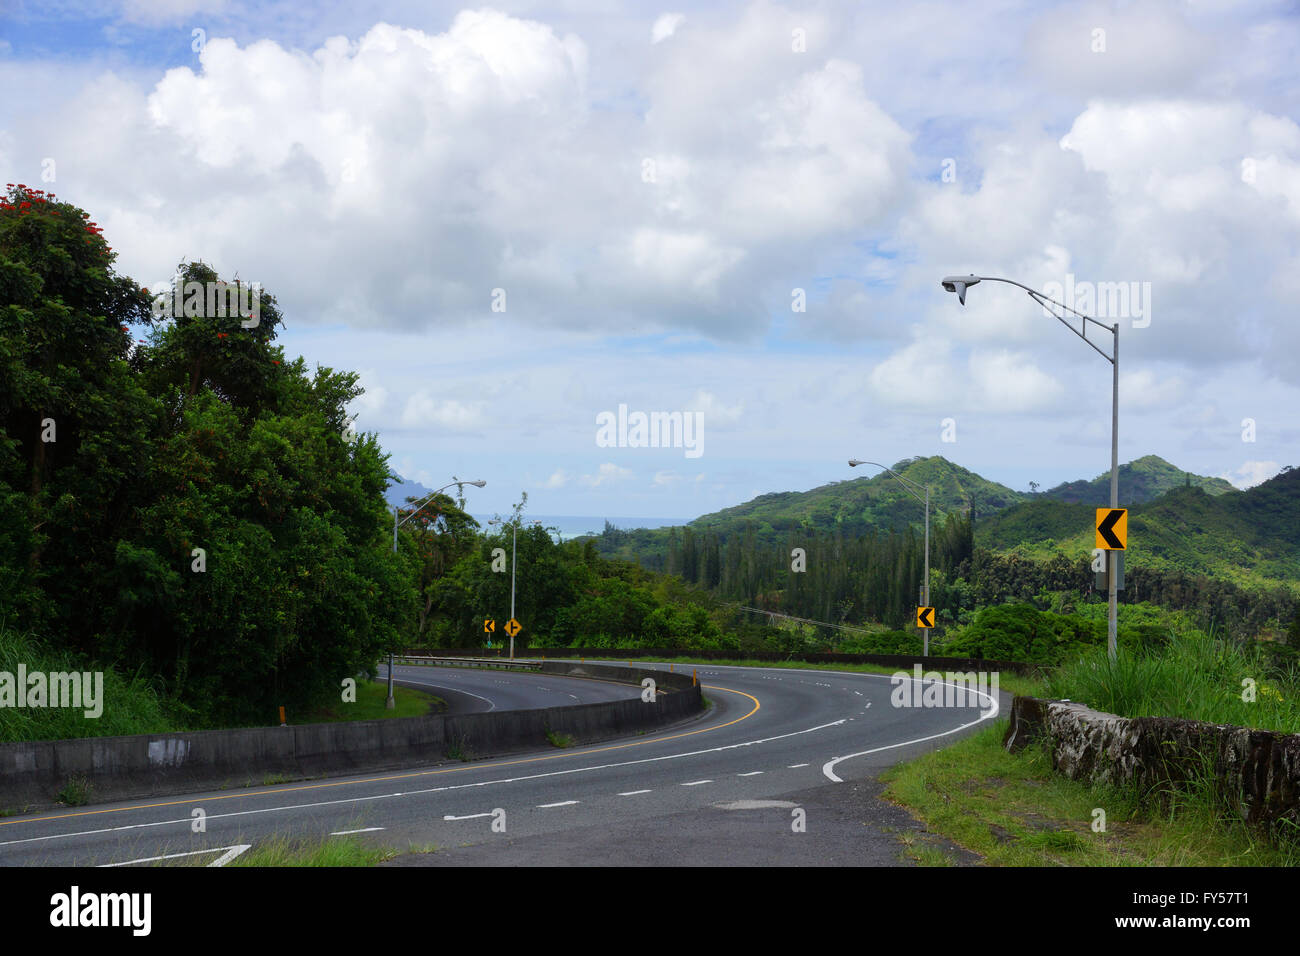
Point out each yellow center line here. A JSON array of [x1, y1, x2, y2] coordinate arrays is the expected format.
[[0, 684, 759, 828]]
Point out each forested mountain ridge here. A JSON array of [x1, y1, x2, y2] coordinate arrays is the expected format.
[[978, 467, 1300, 585], [589, 456, 1299, 631], [593, 455, 1256, 570], [688, 456, 1024, 538], [1037, 453, 1236, 504]]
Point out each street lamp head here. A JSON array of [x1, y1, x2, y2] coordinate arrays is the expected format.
[[941, 274, 980, 306], [467, 480, 486, 488], [848, 459, 864, 467]]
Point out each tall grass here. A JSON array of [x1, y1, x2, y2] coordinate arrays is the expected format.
[[0, 619, 176, 742], [1046, 626, 1300, 733]]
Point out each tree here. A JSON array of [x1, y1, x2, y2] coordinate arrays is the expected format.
[[0, 186, 415, 723]]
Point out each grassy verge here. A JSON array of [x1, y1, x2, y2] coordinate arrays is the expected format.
[[161, 833, 403, 867], [0, 620, 176, 742], [881, 720, 1300, 866], [542, 652, 1045, 698], [299, 679, 444, 723], [1046, 630, 1300, 733], [226, 835, 398, 866]]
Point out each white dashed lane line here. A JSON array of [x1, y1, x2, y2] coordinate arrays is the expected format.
[[536, 801, 579, 808], [681, 780, 712, 787], [618, 790, 652, 796], [737, 771, 764, 777]]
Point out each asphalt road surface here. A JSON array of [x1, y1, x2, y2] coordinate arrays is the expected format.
[[383, 660, 643, 713], [0, 661, 1006, 866]]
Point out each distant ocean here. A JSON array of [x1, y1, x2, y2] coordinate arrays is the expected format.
[[471, 515, 692, 542]]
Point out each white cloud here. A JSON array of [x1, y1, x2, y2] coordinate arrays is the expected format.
[[651, 13, 685, 44], [689, 389, 743, 427], [400, 393, 486, 431], [8, 2, 1300, 518], [968, 349, 1066, 412], [542, 469, 572, 489], [581, 463, 634, 488], [1220, 460, 1282, 489], [352, 370, 388, 418]]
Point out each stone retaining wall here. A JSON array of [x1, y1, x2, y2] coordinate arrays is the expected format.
[[1004, 695, 1300, 831]]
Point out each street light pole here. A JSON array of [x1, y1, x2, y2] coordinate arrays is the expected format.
[[1109, 323, 1119, 661], [389, 477, 486, 707], [849, 460, 931, 656], [510, 523, 517, 658], [942, 273, 1120, 659], [489, 517, 539, 659]]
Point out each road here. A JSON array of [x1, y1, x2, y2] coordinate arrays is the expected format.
[[0, 661, 1004, 866], [383, 660, 642, 713]]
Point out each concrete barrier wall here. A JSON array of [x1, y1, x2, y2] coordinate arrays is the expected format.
[[1004, 695, 1300, 833], [0, 662, 704, 810]]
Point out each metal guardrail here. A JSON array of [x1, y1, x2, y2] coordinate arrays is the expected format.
[[391, 655, 540, 671]]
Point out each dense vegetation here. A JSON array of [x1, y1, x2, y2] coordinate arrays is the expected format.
[[589, 459, 1300, 638], [1, 185, 412, 728], [3, 186, 1296, 742]]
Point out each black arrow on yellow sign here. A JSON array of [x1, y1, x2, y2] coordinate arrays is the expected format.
[[1096, 508, 1127, 550], [484, 619, 495, 634], [916, 606, 935, 628]]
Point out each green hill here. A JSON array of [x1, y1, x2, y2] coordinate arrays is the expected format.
[[1038, 454, 1236, 505], [978, 467, 1300, 587], [593, 456, 1295, 595], [688, 456, 1024, 539]]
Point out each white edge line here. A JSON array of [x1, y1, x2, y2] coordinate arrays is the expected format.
[[2, 717, 853, 851], [330, 827, 385, 835], [822, 680, 1001, 782], [390, 675, 496, 712], [208, 844, 252, 867], [99, 843, 250, 868]]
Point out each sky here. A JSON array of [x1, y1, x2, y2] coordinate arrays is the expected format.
[[2, 0, 1298, 519]]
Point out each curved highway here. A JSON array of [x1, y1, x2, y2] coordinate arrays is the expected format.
[[383, 661, 642, 713], [0, 661, 1006, 866]]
